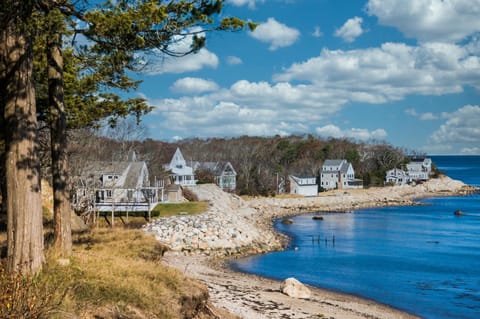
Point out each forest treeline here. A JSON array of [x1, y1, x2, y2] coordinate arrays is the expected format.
[[68, 130, 412, 196]]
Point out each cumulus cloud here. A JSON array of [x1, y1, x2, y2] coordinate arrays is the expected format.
[[138, 28, 218, 75], [274, 41, 480, 102], [366, 0, 480, 43], [226, 56, 243, 65], [335, 17, 364, 43], [250, 18, 300, 50], [316, 124, 387, 141], [430, 105, 480, 145], [170, 77, 219, 94]]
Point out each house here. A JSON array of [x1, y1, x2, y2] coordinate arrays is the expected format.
[[406, 157, 432, 181], [163, 148, 196, 186], [74, 152, 163, 212], [385, 168, 408, 185], [193, 161, 237, 191], [320, 159, 363, 190], [289, 175, 318, 196]]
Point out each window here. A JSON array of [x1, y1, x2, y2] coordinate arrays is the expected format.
[[108, 175, 112, 179], [106, 190, 112, 198]]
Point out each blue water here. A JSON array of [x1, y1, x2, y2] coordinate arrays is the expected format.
[[232, 156, 480, 319]]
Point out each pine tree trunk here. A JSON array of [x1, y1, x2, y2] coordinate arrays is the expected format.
[[48, 22, 72, 257], [1, 4, 44, 274]]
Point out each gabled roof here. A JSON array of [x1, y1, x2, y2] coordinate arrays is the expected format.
[[78, 159, 148, 189], [322, 159, 352, 173], [124, 162, 146, 189], [194, 161, 237, 176], [323, 159, 345, 167], [290, 175, 317, 185]]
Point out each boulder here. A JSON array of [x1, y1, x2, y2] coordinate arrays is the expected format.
[[280, 277, 311, 299], [281, 219, 293, 225], [454, 210, 463, 216]]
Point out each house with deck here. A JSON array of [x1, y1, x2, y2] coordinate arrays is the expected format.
[[320, 159, 363, 190], [163, 148, 196, 186], [74, 152, 163, 213], [193, 161, 237, 191], [289, 175, 318, 196]]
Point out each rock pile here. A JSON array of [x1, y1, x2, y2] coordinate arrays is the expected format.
[[144, 184, 281, 255]]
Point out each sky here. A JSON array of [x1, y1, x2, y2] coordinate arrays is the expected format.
[[132, 0, 480, 155]]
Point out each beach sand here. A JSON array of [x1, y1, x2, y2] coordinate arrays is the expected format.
[[164, 252, 420, 319]]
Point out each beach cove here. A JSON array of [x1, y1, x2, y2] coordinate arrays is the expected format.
[[145, 176, 477, 318]]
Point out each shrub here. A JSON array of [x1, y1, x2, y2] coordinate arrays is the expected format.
[[182, 187, 199, 202], [0, 263, 70, 319]]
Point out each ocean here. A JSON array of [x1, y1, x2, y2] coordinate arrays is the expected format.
[[232, 155, 480, 319]]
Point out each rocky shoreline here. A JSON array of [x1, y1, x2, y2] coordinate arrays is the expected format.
[[144, 175, 476, 257], [144, 176, 477, 318]]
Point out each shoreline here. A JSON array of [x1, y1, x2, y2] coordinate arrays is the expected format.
[[163, 252, 421, 319], [152, 176, 477, 319]]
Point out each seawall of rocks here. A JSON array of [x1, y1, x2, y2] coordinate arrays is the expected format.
[[143, 184, 282, 256], [144, 176, 477, 256]]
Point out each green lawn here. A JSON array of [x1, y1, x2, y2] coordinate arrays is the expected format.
[[151, 201, 209, 217]]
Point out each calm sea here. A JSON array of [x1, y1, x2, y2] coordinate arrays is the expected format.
[[232, 155, 480, 319]]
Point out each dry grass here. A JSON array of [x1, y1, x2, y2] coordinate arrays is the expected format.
[[0, 227, 227, 319], [66, 228, 212, 318]]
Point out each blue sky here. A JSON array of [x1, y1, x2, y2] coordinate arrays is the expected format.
[[133, 0, 480, 155]]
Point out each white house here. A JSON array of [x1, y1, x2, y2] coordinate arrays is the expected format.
[[163, 148, 196, 186], [320, 159, 363, 190], [289, 175, 318, 196], [74, 152, 162, 212], [406, 157, 432, 181], [385, 168, 408, 185], [193, 161, 237, 191]]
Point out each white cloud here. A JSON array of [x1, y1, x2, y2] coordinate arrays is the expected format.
[[366, 0, 480, 43], [139, 29, 219, 75], [250, 18, 300, 50], [430, 105, 480, 144], [226, 56, 243, 65], [170, 77, 219, 94], [405, 108, 439, 120], [142, 49, 218, 75], [229, 0, 264, 9], [312, 26, 323, 38], [335, 17, 364, 43], [316, 124, 387, 141], [460, 147, 480, 154], [274, 41, 480, 102]]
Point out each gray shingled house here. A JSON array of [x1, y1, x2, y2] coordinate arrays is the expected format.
[[74, 152, 163, 212]]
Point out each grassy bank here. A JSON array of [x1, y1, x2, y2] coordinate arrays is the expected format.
[[1, 228, 236, 318]]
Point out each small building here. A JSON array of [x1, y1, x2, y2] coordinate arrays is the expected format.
[[74, 151, 163, 213], [193, 161, 237, 191], [163, 148, 196, 186], [320, 159, 363, 190], [385, 168, 408, 185], [289, 175, 318, 196], [406, 157, 432, 181]]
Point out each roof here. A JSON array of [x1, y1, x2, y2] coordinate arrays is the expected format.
[[322, 159, 351, 173], [124, 162, 146, 188], [290, 175, 317, 185], [194, 161, 237, 176]]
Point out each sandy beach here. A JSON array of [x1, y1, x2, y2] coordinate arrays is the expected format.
[[164, 252, 421, 319], [151, 176, 477, 319]]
